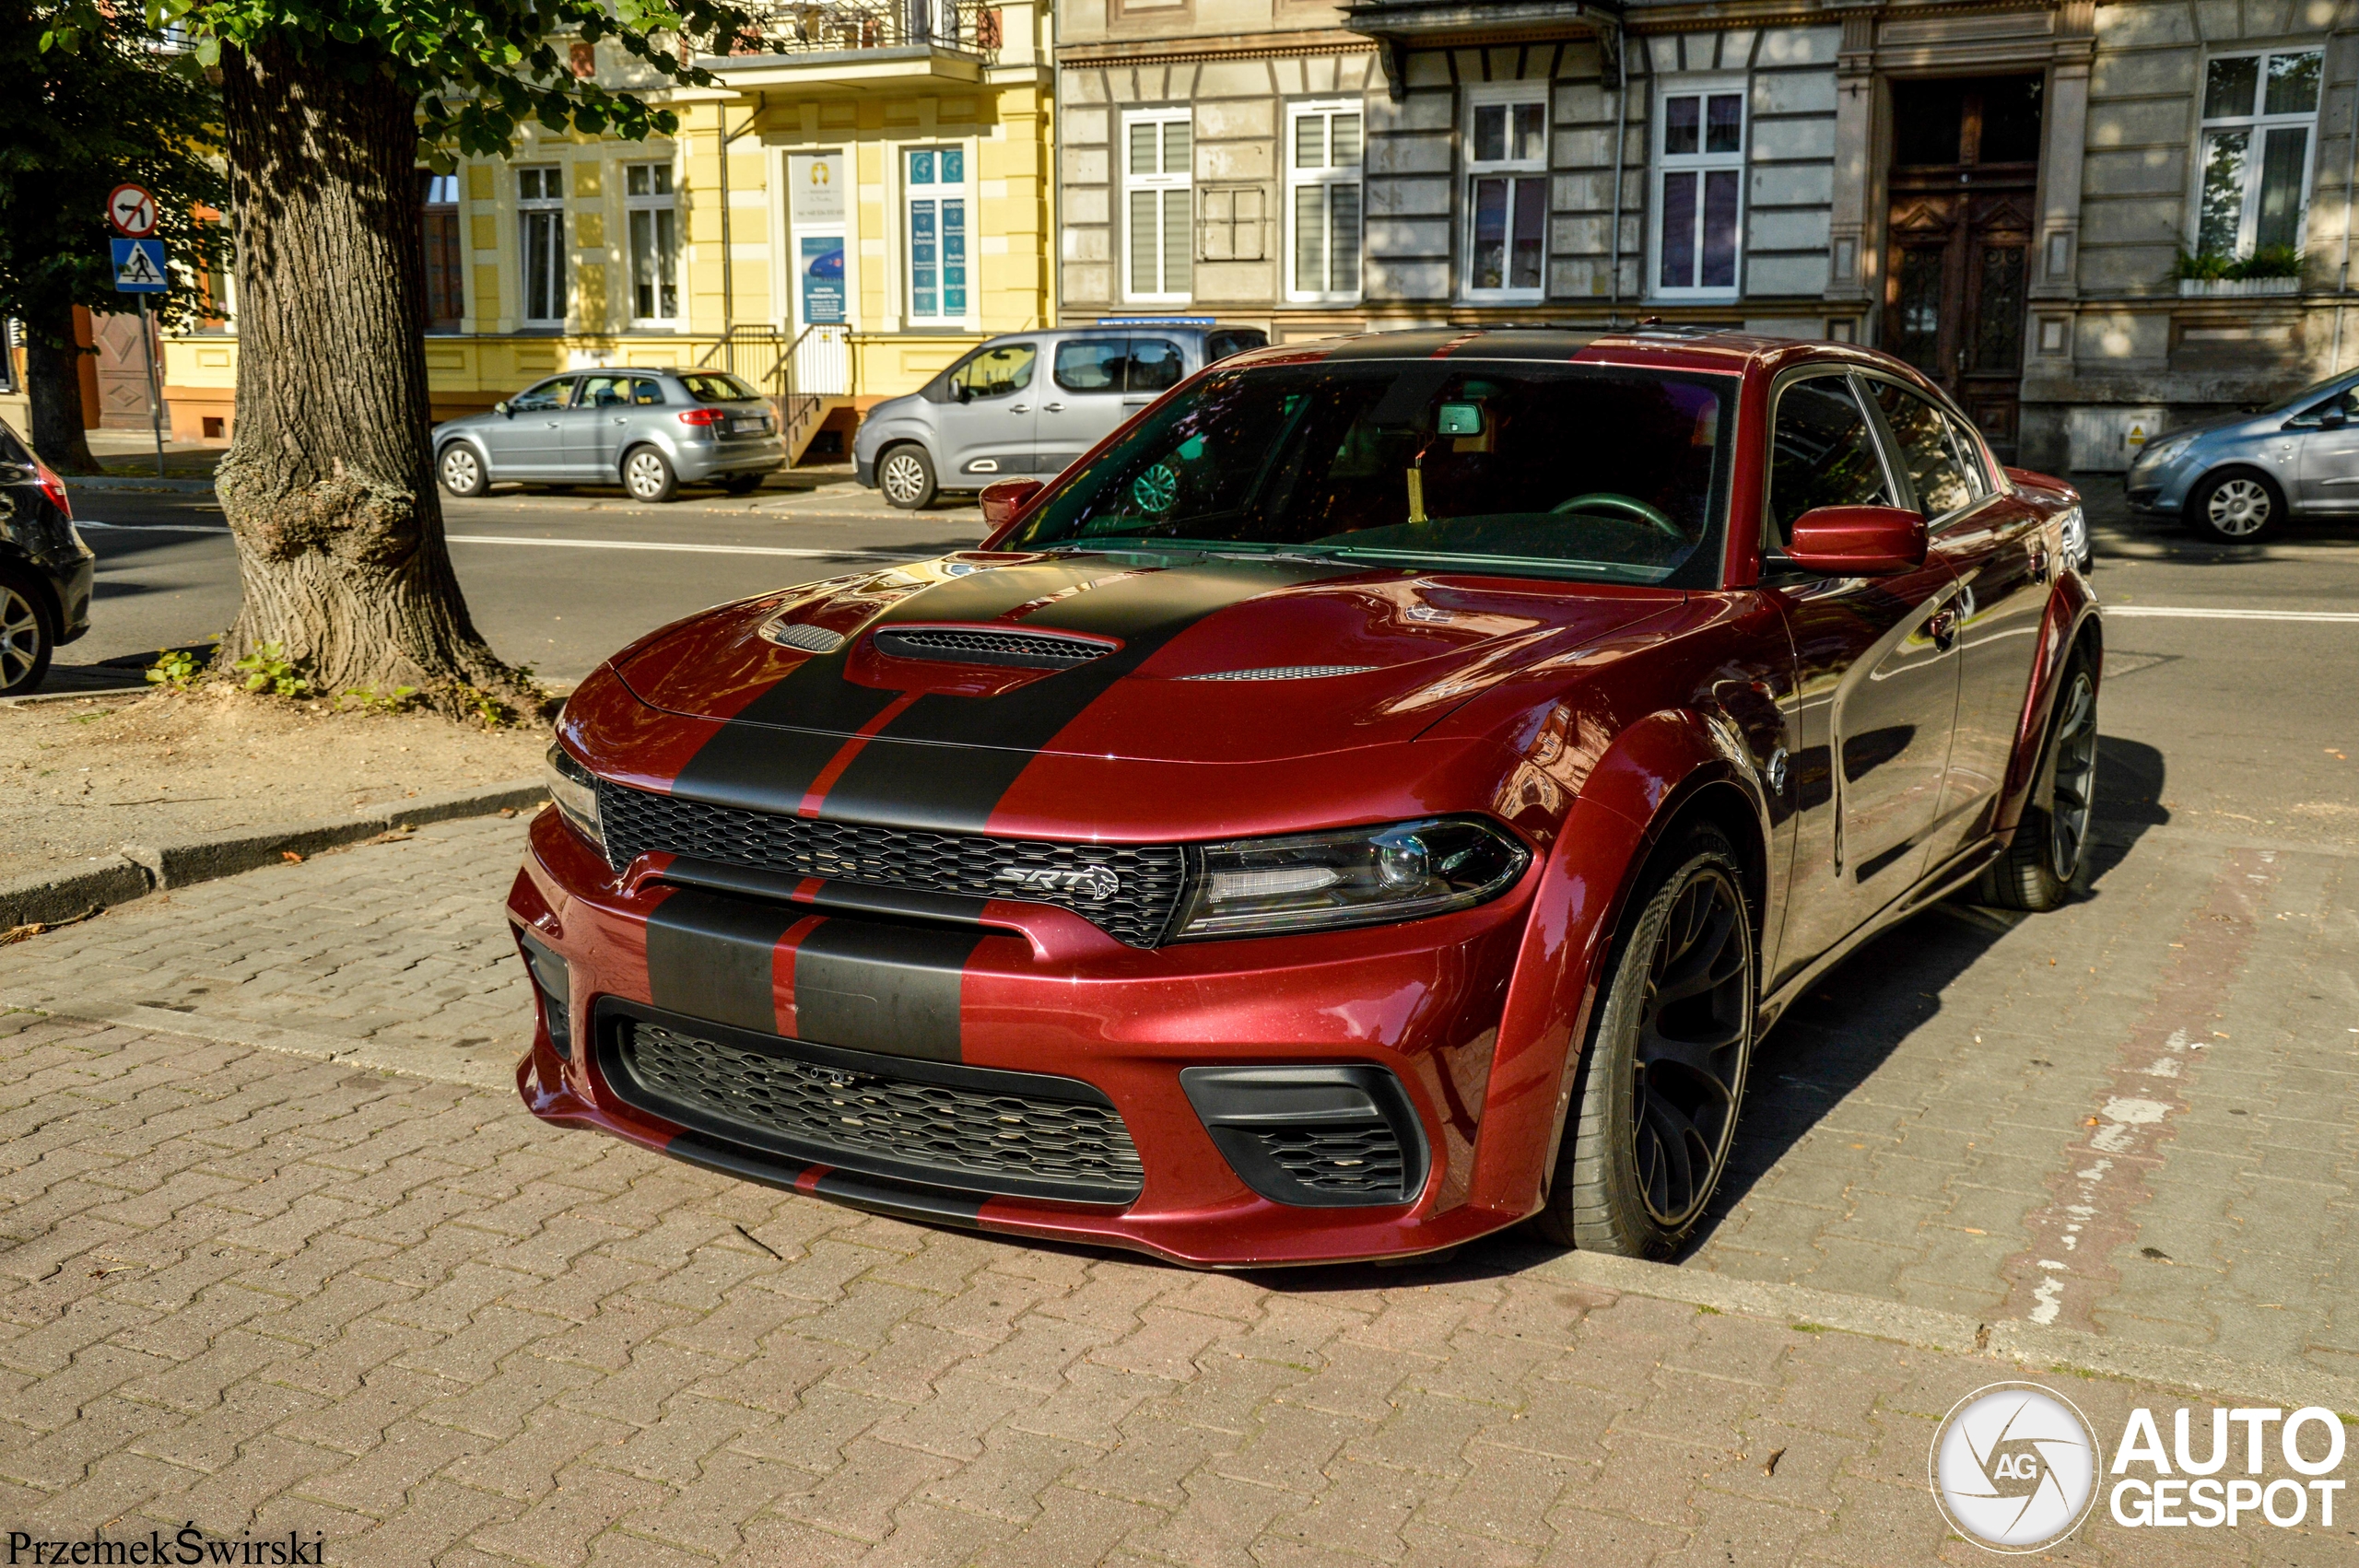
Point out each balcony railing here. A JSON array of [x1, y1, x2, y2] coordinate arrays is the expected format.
[[722, 0, 1003, 62]]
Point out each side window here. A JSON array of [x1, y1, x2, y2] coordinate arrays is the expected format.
[[1127, 339, 1184, 393], [1204, 329, 1265, 362], [577, 375, 630, 408], [509, 378, 574, 413], [631, 378, 665, 405], [950, 343, 1037, 402], [1054, 339, 1129, 392], [1870, 382, 1978, 520], [1944, 415, 1992, 498], [1768, 377, 1894, 546]]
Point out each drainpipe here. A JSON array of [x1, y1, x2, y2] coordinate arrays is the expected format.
[[1608, 22, 1627, 326]]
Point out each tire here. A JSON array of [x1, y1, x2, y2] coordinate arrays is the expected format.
[[622, 446, 679, 503], [2185, 468, 2283, 544], [877, 443, 937, 509], [1534, 826, 1755, 1258], [722, 474, 763, 496], [1976, 655, 2099, 913], [0, 569, 56, 696], [438, 443, 487, 497]]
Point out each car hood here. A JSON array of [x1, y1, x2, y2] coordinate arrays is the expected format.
[[607, 549, 1679, 811]]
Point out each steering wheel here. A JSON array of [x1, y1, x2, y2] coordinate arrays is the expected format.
[[1552, 491, 1684, 541]]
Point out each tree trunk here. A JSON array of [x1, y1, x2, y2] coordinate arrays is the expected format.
[[23, 300, 100, 474], [215, 40, 536, 718]]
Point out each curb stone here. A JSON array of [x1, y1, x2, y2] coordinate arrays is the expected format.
[[0, 778, 546, 928]]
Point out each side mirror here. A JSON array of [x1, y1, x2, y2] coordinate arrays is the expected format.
[[494, 401, 511, 417], [980, 478, 1045, 529], [955, 381, 974, 404], [1785, 505, 1928, 577]]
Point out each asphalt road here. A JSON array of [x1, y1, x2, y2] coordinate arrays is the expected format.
[[55, 471, 991, 683], [48, 473, 2359, 838]]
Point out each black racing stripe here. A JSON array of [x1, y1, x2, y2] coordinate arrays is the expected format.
[[1317, 330, 1470, 361], [789, 917, 986, 1061], [811, 1168, 987, 1225], [820, 557, 1357, 832], [643, 887, 798, 1034], [671, 642, 900, 813]]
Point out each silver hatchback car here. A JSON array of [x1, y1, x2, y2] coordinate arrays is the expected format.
[[852, 324, 1266, 508], [433, 368, 787, 504], [2125, 368, 2359, 544]]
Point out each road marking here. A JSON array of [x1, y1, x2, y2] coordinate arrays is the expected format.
[[78, 521, 920, 561], [2107, 604, 2359, 623]]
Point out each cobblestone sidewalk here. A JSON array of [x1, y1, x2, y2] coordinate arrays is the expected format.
[[5, 1012, 2354, 1566]]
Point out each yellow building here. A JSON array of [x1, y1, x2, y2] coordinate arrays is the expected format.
[[164, 1, 1055, 464]]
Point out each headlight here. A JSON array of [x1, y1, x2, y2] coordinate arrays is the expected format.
[[1169, 817, 1530, 940], [2056, 504, 2089, 568], [2137, 435, 2194, 469], [545, 742, 604, 854]]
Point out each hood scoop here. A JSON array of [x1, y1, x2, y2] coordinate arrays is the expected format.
[[760, 619, 847, 654], [1179, 664, 1379, 683], [871, 624, 1119, 670]]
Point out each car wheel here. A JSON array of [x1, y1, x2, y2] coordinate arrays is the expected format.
[[878, 444, 937, 509], [622, 446, 679, 504], [1535, 826, 1755, 1258], [722, 474, 763, 496], [0, 570, 55, 696], [1976, 655, 2099, 913], [2186, 469, 2282, 544], [438, 444, 487, 497]]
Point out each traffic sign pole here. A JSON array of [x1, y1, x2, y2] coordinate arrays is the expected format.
[[140, 298, 165, 479]]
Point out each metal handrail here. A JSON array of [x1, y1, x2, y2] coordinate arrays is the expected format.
[[722, 0, 1003, 61]]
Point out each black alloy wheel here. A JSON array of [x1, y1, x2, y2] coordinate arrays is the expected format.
[[1978, 657, 2099, 912], [1536, 826, 1755, 1258]]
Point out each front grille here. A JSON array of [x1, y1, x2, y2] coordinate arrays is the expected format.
[[611, 1014, 1144, 1202], [872, 626, 1113, 668], [1251, 1124, 1409, 1198], [598, 781, 1188, 947]]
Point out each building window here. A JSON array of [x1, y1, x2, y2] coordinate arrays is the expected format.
[[1288, 102, 1362, 301], [906, 146, 968, 323], [625, 162, 679, 325], [1653, 81, 1744, 298], [2194, 49, 2321, 262], [1463, 87, 1546, 300], [419, 172, 463, 333], [1124, 111, 1192, 301], [518, 165, 565, 327]]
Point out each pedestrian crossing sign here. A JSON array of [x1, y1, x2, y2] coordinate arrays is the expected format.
[[111, 238, 169, 293]]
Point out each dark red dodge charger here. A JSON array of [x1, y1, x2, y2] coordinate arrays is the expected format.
[[509, 328, 2099, 1267]]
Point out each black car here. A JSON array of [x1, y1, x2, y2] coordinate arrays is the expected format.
[[0, 418, 96, 695]]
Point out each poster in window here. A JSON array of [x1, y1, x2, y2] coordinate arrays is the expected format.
[[790, 152, 846, 223], [801, 236, 846, 323]]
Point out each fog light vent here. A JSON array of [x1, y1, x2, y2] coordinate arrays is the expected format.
[[1180, 1065, 1428, 1209], [516, 930, 572, 1059]]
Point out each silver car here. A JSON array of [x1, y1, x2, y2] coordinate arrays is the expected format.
[[852, 324, 1267, 509], [2125, 369, 2359, 543], [433, 368, 787, 504]]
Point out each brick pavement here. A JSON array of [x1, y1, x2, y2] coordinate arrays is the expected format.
[[3, 1010, 2353, 1566]]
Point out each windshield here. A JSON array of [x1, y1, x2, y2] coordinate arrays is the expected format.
[[1003, 362, 1734, 586], [2262, 370, 2359, 415]]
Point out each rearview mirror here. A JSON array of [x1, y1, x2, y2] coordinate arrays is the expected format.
[[1785, 505, 1928, 577], [980, 478, 1045, 529]]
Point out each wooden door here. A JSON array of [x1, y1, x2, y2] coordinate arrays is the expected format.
[[1884, 76, 2043, 461]]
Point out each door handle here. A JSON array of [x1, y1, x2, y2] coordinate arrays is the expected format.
[[612, 417, 627, 426], [2029, 544, 2050, 583], [1010, 403, 1030, 414], [1044, 401, 1067, 412], [1123, 396, 1154, 405]]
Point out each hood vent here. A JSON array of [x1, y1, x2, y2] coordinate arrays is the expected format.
[[872, 626, 1117, 670], [1178, 664, 1379, 682], [760, 619, 847, 654]]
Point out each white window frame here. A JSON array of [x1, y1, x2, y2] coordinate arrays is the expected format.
[[1461, 81, 1549, 303], [1286, 100, 1364, 303], [903, 143, 974, 326], [2191, 47, 2323, 261], [517, 164, 566, 328], [624, 160, 680, 328], [1649, 76, 1747, 302], [1123, 109, 1194, 304]]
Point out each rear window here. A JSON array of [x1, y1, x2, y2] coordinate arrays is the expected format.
[[1205, 329, 1266, 362], [678, 372, 760, 403]]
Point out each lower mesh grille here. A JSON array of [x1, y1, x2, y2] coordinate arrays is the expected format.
[[1250, 1124, 1408, 1197], [608, 1014, 1144, 1203]]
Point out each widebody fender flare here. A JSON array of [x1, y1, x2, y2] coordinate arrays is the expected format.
[[1464, 708, 1775, 1223]]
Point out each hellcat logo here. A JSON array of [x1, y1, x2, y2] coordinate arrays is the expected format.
[[995, 865, 1121, 899], [1930, 1383, 2099, 1552]]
